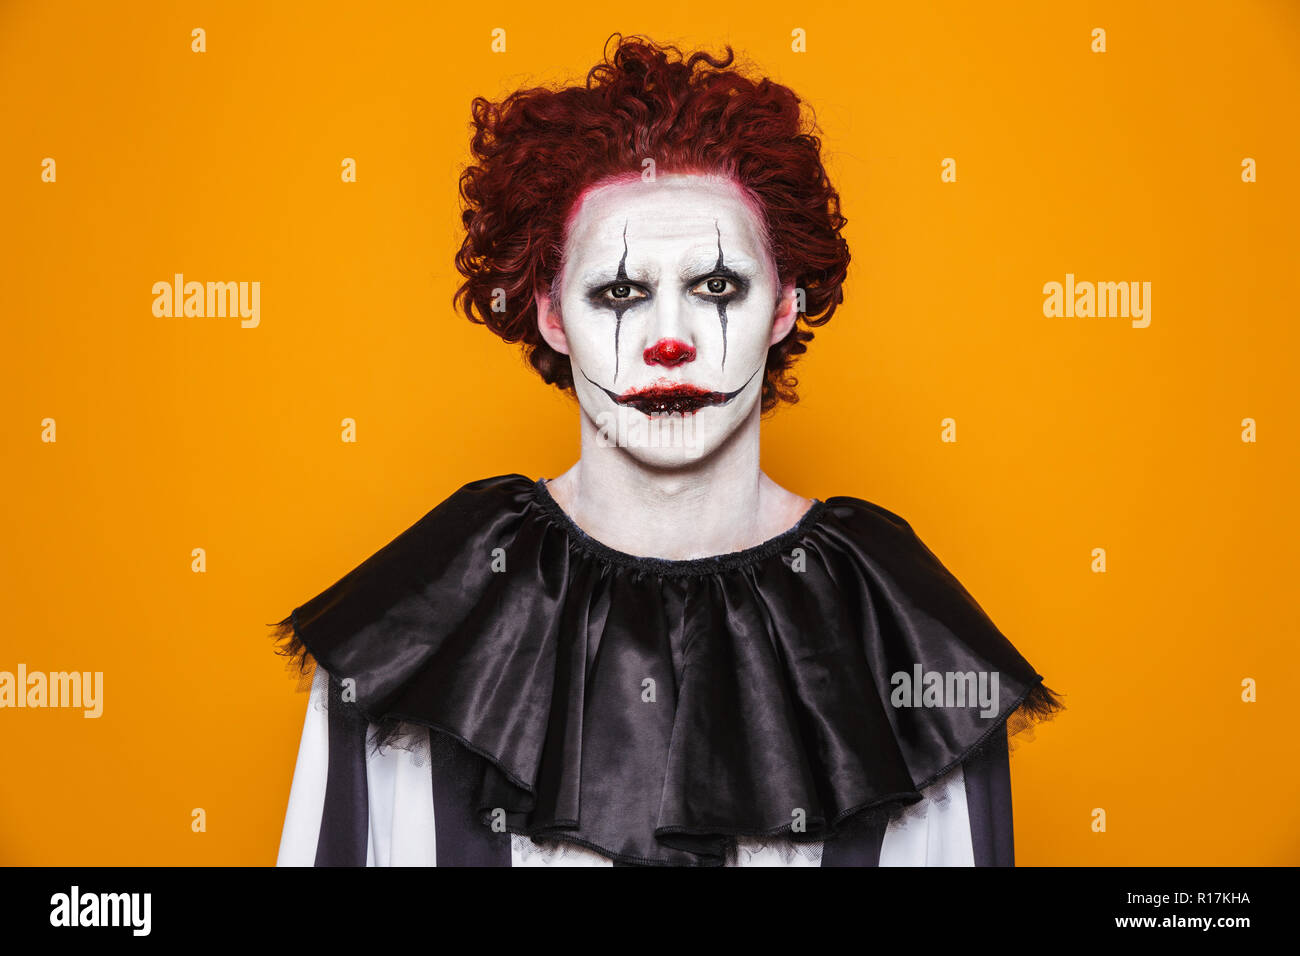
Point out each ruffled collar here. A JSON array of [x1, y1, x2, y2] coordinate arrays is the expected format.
[[273, 473, 1061, 866]]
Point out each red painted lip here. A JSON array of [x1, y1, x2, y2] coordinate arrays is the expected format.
[[614, 382, 727, 416], [580, 366, 761, 417]]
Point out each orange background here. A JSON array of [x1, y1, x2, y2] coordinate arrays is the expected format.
[[2, 0, 1296, 865]]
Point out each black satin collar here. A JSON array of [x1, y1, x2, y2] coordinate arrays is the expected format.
[[273, 473, 1062, 866]]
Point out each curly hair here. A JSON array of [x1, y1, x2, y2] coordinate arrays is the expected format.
[[453, 33, 850, 413]]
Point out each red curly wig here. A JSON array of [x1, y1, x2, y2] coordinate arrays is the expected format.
[[453, 33, 850, 413]]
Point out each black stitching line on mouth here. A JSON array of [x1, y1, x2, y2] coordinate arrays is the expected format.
[[579, 364, 761, 409]]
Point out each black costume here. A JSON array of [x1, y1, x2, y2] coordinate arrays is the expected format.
[[272, 474, 1061, 866]]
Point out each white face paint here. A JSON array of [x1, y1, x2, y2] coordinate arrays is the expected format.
[[539, 173, 796, 467]]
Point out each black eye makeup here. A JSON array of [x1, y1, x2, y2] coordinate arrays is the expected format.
[[591, 282, 649, 306], [585, 221, 637, 382], [685, 268, 748, 301], [587, 270, 747, 306]]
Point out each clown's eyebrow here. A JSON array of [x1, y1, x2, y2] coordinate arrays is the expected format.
[[579, 254, 758, 287], [580, 263, 657, 286], [678, 255, 756, 284]]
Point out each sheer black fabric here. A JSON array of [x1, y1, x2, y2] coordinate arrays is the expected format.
[[272, 473, 1062, 866]]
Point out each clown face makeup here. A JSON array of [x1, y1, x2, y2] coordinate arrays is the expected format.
[[538, 173, 797, 466]]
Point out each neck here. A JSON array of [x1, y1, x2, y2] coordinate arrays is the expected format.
[[546, 403, 806, 560]]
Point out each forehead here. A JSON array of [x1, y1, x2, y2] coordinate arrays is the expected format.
[[564, 174, 769, 265]]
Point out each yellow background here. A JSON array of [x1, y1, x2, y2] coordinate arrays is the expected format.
[[2, 0, 1296, 865]]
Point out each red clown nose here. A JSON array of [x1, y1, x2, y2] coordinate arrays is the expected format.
[[643, 338, 696, 367]]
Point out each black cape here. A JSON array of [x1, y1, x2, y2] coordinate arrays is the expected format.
[[272, 473, 1062, 866]]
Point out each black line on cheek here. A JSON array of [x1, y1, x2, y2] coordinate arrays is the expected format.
[[611, 220, 631, 383], [714, 220, 728, 371]]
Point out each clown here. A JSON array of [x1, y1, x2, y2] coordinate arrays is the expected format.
[[272, 34, 1062, 867]]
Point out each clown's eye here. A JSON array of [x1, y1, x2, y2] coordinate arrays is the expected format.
[[692, 275, 738, 298], [599, 283, 648, 303]]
